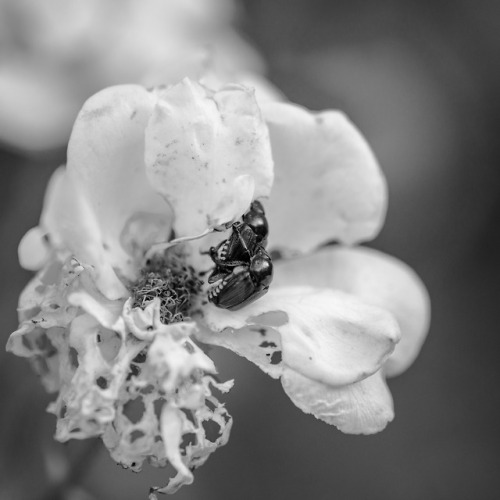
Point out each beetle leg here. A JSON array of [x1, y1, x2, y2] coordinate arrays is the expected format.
[[231, 223, 257, 259], [207, 267, 231, 284]]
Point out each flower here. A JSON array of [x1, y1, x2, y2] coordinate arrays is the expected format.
[[0, 0, 265, 152], [8, 78, 429, 494]]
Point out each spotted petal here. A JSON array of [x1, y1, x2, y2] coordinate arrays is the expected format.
[[67, 84, 172, 281], [144, 79, 274, 237], [262, 102, 387, 252], [201, 286, 400, 387], [282, 368, 393, 435], [272, 246, 430, 377]]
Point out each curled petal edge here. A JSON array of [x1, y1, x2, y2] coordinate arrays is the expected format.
[[281, 368, 394, 435]]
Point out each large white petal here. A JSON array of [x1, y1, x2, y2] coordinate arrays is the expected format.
[[41, 168, 128, 300], [144, 79, 274, 237], [201, 286, 400, 387], [67, 84, 172, 281], [263, 102, 387, 252], [273, 246, 430, 377], [281, 368, 393, 435]]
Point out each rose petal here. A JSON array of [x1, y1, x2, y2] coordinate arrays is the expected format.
[[144, 78, 273, 236], [196, 320, 284, 380], [41, 168, 128, 300], [273, 246, 430, 377], [262, 102, 387, 252], [281, 368, 393, 435], [18, 226, 51, 271], [67, 273, 125, 332], [67, 84, 172, 280], [158, 406, 193, 493], [201, 286, 400, 387]]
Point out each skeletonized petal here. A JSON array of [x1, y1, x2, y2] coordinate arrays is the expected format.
[[201, 286, 400, 387], [272, 246, 430, 377], [263, 102, 387, 252], [144, 79, 274, 236], [282, 368, 393, 435], [67, 84, 172, 280]]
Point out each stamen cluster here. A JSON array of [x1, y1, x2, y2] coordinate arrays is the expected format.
[[131, 250, 203, 324]]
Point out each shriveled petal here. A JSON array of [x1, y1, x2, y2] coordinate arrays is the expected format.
[[282, 368, 393, 435], [148, 324, 216, 393], [201, 286, 400, 387], [144, 78, 274, 236], [67, 272, 125, 331], [67, 84, 172, 280], [262, 102, 387, 252], [273, 246, 430, 377], [158, 406, 193, 493], [41, 168, 128, 300]]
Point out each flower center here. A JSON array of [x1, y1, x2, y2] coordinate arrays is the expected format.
[[130, 248, 203, 324]]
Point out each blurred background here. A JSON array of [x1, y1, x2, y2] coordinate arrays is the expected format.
[[1, 0, 500, 499]]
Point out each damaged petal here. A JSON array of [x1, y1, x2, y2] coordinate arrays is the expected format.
[[202, 286, 400, 387], [148, 324, 216, 393], [196, 320, 284, 379], [144, 78, 273, 237]]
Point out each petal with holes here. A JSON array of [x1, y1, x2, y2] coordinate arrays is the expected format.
[[201, 286, 400, 387]]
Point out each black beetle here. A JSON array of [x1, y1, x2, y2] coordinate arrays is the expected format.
[[207, 201, 273, 311]]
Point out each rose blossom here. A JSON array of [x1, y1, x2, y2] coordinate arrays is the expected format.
[[8, 78, 429, 495]]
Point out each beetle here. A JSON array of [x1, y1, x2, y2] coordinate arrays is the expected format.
[[207, 201, 273, 311]]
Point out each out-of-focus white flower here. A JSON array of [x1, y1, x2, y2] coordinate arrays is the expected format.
[[0, 0, 265, 152], [8, 77, 429, 494]]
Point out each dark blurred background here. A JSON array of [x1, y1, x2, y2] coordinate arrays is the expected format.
[[1, 0, 500, 499]]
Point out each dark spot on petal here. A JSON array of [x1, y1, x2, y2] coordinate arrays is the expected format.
[[96, 376, 108, 389], [270, 351, 282, 365], [133, 350, 147, 364], [259, 341, 277, 348], [130, 430, 144, 443], [126, 364, 141, 380], [69, 347, 79, 368]]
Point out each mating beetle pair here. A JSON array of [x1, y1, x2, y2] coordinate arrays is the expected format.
[[207, 200, 273, 311]]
